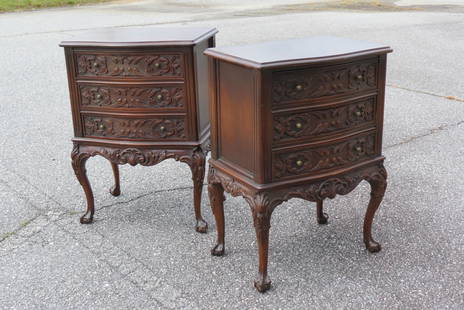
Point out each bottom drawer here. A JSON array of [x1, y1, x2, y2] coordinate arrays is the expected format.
[[272, 132, 376, 180], [82, 114, 188, 141]]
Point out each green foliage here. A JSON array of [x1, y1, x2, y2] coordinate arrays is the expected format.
[[0, 0, 111, 12]]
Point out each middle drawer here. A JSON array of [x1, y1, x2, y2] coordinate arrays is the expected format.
[[272, 96, 376, 146], [78, 82, 186, 111]]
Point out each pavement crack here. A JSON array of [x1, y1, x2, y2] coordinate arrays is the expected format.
[[387, 84, 464, 102], [0, 214, 41, 243], [95, 185, 194, 212], [0, 165, 66, 210], [386, 120, 464, 149]]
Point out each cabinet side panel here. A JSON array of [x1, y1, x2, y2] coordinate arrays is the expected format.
[[194, 38, 213, 138], [218, 61, 256, 176], [376, 54, 387, 155], [64, 47, 82, 137], [208, 58, 219, 158]]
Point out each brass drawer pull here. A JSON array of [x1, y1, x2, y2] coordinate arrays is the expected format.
[[98, 124, 105, 130], [295, 84, 303, 91], [355, 146, 363, 152], [96, 94, 103, 100], [156, 94, 163, 100], [159, 126, 166, 131], [296, 160, 304, 167], [295, 122, 303, 129], [356, 74, 363, 80], [154, 62, 160, 68], [355, 110, 362, 117]]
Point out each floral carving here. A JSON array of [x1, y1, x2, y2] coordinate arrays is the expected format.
[[76, 54, 184, 77], [73, 144, 196, 167], [208, 162, 386, 213], [208, 165, 255, 201], [279, 163, 387, 203], [80, 85, 184, 108], [272, 62, 377, 104], [83, 116, 186, 140], [349, 63, 377, 90], [273, 134, 376, 179], [273, 97, 375, 142]]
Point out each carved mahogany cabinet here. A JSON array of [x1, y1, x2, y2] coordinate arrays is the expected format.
[[60, 26, 217, 232], [205, 36, 392, 292]]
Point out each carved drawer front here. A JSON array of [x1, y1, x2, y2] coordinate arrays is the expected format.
[[272, 60, 378, 105], [272, 133, 376, 180], [75, 53, 184, 79], [79, 84, 185, 110], [82, 115, 187, 141], [273, 97, 376, 145]]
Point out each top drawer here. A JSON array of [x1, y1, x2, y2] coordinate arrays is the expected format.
[[75, 52, 185, 80], [272, 59, 378, 106]]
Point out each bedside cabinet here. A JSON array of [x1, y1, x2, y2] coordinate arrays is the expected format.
[[60, 26, 217, 232], [205, 36, 392, 292]]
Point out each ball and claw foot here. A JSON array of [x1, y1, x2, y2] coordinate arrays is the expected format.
[[211, 243, 225, 256], [317, 212, 329, 225], [365, 240, 382, 253], [195, 219, 208, 233], [109, 185, 121, 197], [254, 274, 271, 293], [79, 212, 93, 224]]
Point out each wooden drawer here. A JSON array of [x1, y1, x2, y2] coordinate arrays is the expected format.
[[75, 52, 185, 79], [78, 83, 186, 110], [272, 132, 376, 180], [82, 114, 188, 141], [272, 59, 378, 106], [273, 96, 376, 145]]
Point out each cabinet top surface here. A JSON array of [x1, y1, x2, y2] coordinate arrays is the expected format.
[[204, 36, 392, 68], [60, 26, 217, 47]]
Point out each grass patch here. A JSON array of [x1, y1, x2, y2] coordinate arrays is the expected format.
[[0, 0, 113, 12]]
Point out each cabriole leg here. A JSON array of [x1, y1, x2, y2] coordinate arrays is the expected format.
[[109, 162, 121, 197], [364, 166, 387, 253], [208, 182, 225, 256], [249, 195, 273, 293], [187, 149, 208, 233], [71, 146, 94, 224], [316, 199, 328, 224]]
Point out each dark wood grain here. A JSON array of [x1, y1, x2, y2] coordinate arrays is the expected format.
[[205, 36, 392, 292], [204, 36, 392, 68], [60, 26, 218, 47]]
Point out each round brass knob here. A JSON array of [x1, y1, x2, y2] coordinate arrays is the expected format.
[[98, 124, 105, 130], [355, 146, 362, 152], [96, 94, 102, 100], [355, 110, 362, 116], [295, 84, 303, 91], [156, 94, 163, 100], [93, 62, 98, 67], [154, 63, 160, 68], [159, 126, 165, 131], [356, 74, 363, 80], [295, 122, 303, 129], [296, 160, 304, 167]]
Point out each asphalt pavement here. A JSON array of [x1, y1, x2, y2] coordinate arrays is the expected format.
[[0, 1, 463, 309]]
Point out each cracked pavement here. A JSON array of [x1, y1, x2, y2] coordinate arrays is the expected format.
[[0, 1, 463, 309]]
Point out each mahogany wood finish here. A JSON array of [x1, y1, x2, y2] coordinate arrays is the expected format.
[[205, 36, 392, 292], [61, 26, 217, 232]]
